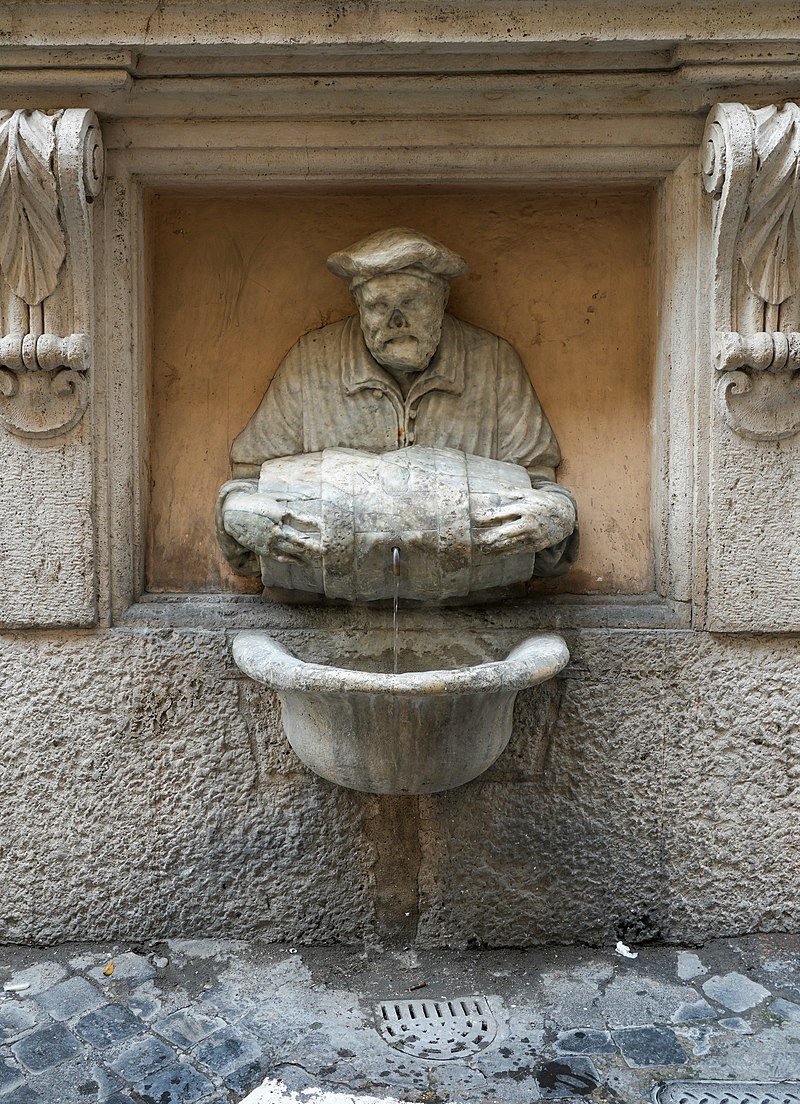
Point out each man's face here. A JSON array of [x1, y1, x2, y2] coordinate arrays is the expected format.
[[354, 272, 448, 373]]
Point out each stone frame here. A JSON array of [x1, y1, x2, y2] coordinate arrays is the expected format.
[[2, 20, 798, 634], [94, 118, 699, 632]]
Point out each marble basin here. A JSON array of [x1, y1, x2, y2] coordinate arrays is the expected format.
[[232, 630, 569, 794]]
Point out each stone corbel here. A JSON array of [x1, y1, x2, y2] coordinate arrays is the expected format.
[[0, 108, 103, 439], [702, 102, 800, 441]]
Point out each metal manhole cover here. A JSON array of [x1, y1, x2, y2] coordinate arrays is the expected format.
[[375, 996, 497, 1060], [653, 1083, 800, 1104]]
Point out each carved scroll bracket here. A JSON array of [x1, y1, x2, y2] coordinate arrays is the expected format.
[[0, 108, 103, 440], [702, 102, 800, 442]]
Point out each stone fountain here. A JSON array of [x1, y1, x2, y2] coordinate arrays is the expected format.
[[217, 227, 578, 794]]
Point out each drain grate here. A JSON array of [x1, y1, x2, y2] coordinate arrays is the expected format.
[[375, 996, 497, 1060], [653, 1083, 800, 1104]]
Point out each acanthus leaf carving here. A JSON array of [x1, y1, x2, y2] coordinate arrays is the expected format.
[[739, 104, 800, 307], [0, 108, 102, 440], [0, 110, 66, 306], [702, 102, 800, 441]]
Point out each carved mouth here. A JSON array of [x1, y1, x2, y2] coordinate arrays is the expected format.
[[383, 335, 417, 346]]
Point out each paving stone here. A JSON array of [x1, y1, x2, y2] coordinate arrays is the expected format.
[[74, 1002, 144, 1049], [192, 1024, 262, 1075], [554, 1028, 616, 1055], [11, 1021, 82, 1073], [535, 1056, 600, 1098], [224, 1057, 272, 1096], [34, 975, 105, 1021], [0, 1003, 37, 1039], [4, 962, 68, 996], [108, 1034, 177, 1081], [672, 995, 717, 1023], [78, 1063, 125, 1100], [1, 1085, 46, 1103], [126, 984, 165, 1022], [90, 953, 156, 987], [770, 997, 800, 1023], [135, 1061, 215, 1104], [702, 972, 771, 1013], [719, 1016, 754, 1034], [676, 951, 708, 981], [155, 1005, 227, 1048], [0, 1057, 23, 1094], [613, 1025, 688, 1068], [199, 984, 254, 1020]]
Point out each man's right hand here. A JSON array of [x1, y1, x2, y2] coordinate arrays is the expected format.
[[222, 491, 322, 567]]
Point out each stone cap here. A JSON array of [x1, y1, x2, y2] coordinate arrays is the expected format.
[[327, 226, 467, 286]]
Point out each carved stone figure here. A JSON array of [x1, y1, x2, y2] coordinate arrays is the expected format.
[[217, 227, 578, 600]]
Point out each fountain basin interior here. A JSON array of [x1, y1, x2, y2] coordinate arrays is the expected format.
[[232, 629, 570, 794]]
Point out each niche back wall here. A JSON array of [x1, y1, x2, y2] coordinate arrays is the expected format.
[[147, 189, 655, 596]]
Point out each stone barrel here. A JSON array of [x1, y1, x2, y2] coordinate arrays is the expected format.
[[252, 445, 536, 601]]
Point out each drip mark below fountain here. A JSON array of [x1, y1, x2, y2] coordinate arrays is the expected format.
[[391, 545, 401, 674]]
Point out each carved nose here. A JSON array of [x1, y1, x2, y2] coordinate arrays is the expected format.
[[389, 309, 406, 328]]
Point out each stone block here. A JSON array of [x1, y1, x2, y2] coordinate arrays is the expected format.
[[554, 1028, 616, 1054], [109, 1035, 177, 1082], [191, 1024, 262, 1075], [89, 952, 156, 987], [134, 1062, 214, 1104], [0, 1003, 37, 1040], [11, 1022, 81, 1073], [0, 1057, 23, 1094], [74, 1002, 144, 1049], [535, 1055, 600, 1098], [613, 1026, 687, 1068], [154, 1006, 227, 1049], [1, 1086, 46, 1104], [702, 973, 771, 1013], [34, 976, 105, 1021]]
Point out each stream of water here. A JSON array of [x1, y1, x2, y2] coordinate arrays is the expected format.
[[391, 546, 401, 675]]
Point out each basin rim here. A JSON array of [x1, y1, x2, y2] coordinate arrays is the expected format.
[[232, 630, 569, 696]]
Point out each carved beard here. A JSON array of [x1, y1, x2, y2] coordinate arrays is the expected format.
[[363, 315, 444, 373]]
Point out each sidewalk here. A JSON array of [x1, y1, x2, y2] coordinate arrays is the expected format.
[[0, 934, 798, 1103]]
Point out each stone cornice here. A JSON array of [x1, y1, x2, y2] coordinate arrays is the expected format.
[[3, 2, 800, 49]]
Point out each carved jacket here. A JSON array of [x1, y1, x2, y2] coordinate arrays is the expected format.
[[221, 312, 578, 577]]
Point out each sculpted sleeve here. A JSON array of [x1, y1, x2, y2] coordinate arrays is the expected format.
[[229, 343, 304, 478], [496, 339, 579, 577], [218, 341, 305, 573]]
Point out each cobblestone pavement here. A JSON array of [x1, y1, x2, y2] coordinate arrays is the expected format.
[[0, 935, 798, 1103]]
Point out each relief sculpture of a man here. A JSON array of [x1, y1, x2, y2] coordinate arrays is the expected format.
[[217, 227, 578, 599]]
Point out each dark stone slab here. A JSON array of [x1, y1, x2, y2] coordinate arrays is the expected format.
[[1, 1085, 46, 1103], [108, 1034, 176, 1082], [134, 1062, 215, 1104], [555, 1028, 616, 1055], [74, 1002, 144, 1049], [0, 1003, 37, 1041], [224, 1056, 272, 1096], [191, 1025, 261, 1076], [34, 976, 105, 1021], [535, 1056, 600, 1098], [0, 1057, 23, 1094], [11, 1022, 81, 1073], [154, 1006, 226, 1049], [614, 1026, 688, 1068]]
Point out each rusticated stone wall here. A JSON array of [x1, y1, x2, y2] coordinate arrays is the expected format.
[[2, 625, 797, 946]]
